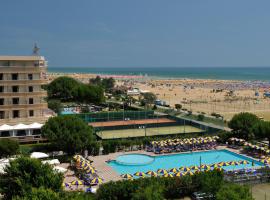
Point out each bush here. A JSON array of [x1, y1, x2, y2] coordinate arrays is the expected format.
[[216, 183, 253, 200], [217, 131, 234, 143], [197, 114, 205, 121], [0, 139, 19, 158], [96, 170, 224, 200], [47, 99, 62, 114]]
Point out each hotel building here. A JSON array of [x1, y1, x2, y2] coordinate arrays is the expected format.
[[0, 56, 49, 138]]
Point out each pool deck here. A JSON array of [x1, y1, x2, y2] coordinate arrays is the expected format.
[[88, 145, 254, 183]]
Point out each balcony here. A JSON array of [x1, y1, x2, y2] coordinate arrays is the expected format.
[[0, 103, 47, 110], [0, 66, 47, 73], [0, 91, 47, 97], [0, 79, 48, 85]]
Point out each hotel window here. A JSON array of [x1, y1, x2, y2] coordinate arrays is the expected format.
[[0, 73, 3, 80], [12, 98, 19, 105], [13, 110, 19, 118], [0, 86, 3, 93], [28, 74, 33, 80], [0, 111, 4, 119], [0, 98, 4, 105], [29, 98, 34, 104], [12, 73, 18, 80], [29, 110, 34, 117], [12, 86, 19, 93], [28, 86, 33, 92]]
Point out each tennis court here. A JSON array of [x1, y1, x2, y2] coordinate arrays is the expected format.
[[96, 125, 204, 139], [89, 118, 175, 127]]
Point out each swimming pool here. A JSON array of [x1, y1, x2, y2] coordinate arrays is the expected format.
[[108, 150, 263, 175]]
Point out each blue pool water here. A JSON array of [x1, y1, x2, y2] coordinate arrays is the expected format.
[[61, 111, 76, 115], [116, 154, 154, 165], [108, 150, 263, 175]]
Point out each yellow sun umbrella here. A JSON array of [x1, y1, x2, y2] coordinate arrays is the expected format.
[[210, 164, 219, 168], [175, 172, 184, 177], [134, 172, 146, 177], [121, 174, 133, 179], [185, 171, 194, 176], [91, 177, 103, 185], [157, 169, 168, 174], [239, 160, 249, 165], [163, 173, 174, 178], [62, 182, 71, 187], [146, 171, 158, 177], [86, 168, 96, 174], [71, 180, 83, 185], [180, 167, 190, 171], [200, 165, 210, 170], [218, 162, 229, 167], [169, 168, 179, 173], [190, 166, 199, 170]]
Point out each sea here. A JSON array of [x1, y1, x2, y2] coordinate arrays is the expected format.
[[48, 67, 270, 81]]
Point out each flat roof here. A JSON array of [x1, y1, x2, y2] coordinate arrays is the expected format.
[[0, 56, 45, 61]]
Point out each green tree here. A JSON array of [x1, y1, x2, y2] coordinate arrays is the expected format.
[[47, 76, 80, 101], [253, 121, 270, 147], [89, 76, 102, 85], [228, 112, 259, 140], [216, 183, 253, 200], [175, 104, 182, 110], [197, 114, 205, 121], [13, 187, 61, 200], [132, 183, 164, 200], [0, 139, 19, 158], [41, 115, 95, 154], [142, 92, 157, 107], [101, 77, 115, 91], [47, 99, 62, 114], [0, 157, 63, 200]]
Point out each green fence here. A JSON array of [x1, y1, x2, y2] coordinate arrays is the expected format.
[[73, 110, 155, 123]]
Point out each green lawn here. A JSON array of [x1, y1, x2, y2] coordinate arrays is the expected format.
[[96, 125, 204, 139]]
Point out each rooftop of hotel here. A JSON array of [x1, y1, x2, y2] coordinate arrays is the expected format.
[[0, 55, 45, 61]]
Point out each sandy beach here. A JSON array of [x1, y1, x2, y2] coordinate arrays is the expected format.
[[48, 72, 270, 121]]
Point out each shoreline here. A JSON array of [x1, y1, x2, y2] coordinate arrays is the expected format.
[[47, 71, 269, 83]]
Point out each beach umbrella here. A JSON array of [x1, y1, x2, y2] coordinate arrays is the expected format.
[[71, 180, 83, 186], [180, 167, 190, 172], [91, 177, 103, 185], [157, 169, 168, 174], [210, 164, 219, 168], [228, 161, 239, 166], [200, 165, 210, 170], [185, 171, 194, 176], [86, 168, 96, 174], [62, 182, 71, 187], [190, 166, 199, 170], [215, 167, 223, 172], [260, 159, 269, 164], [163, 173, 174, 178], [169, 168, 179, 173], [175, 172, 185, 177], [146, 171, 158, 177], [239, 160, 249, 165], [134, 172, 146, 177], [218, 162, 229, 167], [121, 174, 133, 179]]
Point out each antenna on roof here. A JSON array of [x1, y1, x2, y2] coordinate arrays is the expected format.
[[32, 43, 40, 55]]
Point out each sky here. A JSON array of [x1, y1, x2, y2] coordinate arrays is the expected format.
[[1, 0, 270, 67]]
